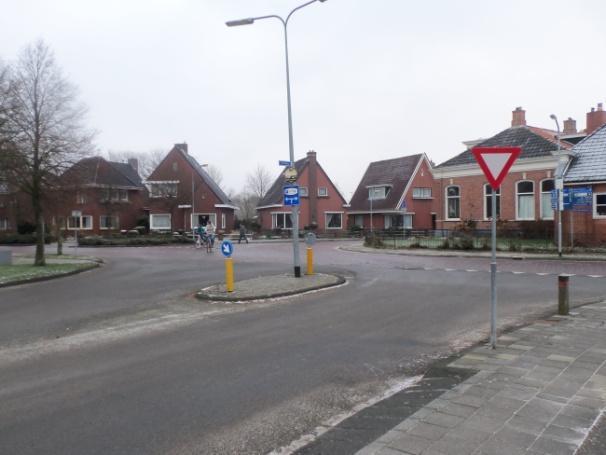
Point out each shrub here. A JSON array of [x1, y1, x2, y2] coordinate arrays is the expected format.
[[78, 235, 194, 246], [364, 233, 384, 248], [0, 233, 54, 244], [438, 239, 450, 249], [17, 222, 36, 235]]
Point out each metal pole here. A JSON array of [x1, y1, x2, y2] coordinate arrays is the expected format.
[[558, 188, 562, 257], [570, 210, 574, 249], [490, 189, 497, 349], [370, 195, 373, 233], [192, 172, 195, 232], [283, 23, 301, 278]]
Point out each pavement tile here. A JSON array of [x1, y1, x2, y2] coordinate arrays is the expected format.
[[495, 384, 539, 401], [477, 438, 528, 455], [551, 414, 594, 432], [406, 422, 449, 441], [509, 344, 533, 351], [448, 393, 484, 408], [355, 441, 385, 455], [542, 424, 588, 444], [420, 411, 464, 429], [507, 414, 548, 434], [569, 395, 606, 411], [546, 354, 576, 363], [391, 419, 418, 433], [530, 436, 578, 455], [515, 397, 564, 422], [425, 398, 449, 411], [486, 395, 526, 412], [559, 404, 601, 425], [491, 425, 538, 448], [536, 392, 569, 404], [386, 433, 433, 454], [371, 447, 407, 455], [444, 426, 491, 445], [438, 402, 477, 418], [459, 415, 506, 433], [425, 435, 478, 455]]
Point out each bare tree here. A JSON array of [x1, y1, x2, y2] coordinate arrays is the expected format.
[[0, 41, 94, 265], [106, 148, 165, 179], [246, 164, 272, 200], [206, 164, 223, 187], [232, 191, 259, 222]]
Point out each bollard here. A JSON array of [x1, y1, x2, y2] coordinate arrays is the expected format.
[[306, 247, 314, 275], [225, 257, 234, 292], [558, 274, 569, 315]]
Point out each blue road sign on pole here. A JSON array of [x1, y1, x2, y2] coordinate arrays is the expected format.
[[552, 187, 592, 211], [279, 160, 293, 166], [221, 240, 233, 257], [283, 185, 300, 206]]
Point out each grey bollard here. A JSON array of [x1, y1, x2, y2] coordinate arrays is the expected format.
[[0, 249, 12, 265], [558, 274, 569, 315]]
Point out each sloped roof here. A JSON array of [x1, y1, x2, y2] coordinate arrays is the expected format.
[[174, 145, 233, 205], [437, 126, 572, 168], [258, 157, 309, 207], [349, 154, 422, 211], [63, 157, 144, 188], [564, 124, 606, 183]]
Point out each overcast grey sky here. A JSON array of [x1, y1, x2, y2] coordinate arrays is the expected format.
[[1, 0, 604, 198]]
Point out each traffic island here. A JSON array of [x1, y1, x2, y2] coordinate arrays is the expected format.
[[196, 272, 345, 302]]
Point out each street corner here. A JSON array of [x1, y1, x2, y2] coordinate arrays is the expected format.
[[195, 272, 347, 302]]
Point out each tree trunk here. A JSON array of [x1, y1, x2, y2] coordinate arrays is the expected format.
[[56, 221, 63, 256], [32, 184, 46, 266]]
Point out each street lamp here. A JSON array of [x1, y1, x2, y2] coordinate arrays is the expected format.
[[550, 114, 563, 258], [227, 0, 327, 278]]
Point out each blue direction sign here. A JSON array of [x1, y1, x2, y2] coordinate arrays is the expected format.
[[551, 187, 592, 211], [221, 240, 233, 257], [283, 185, 300, 206], [279, 160, 293, 167]]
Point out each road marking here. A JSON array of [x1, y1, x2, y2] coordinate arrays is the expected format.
[[465, 269, 479, 272], [512, 271, 525, 275], [536, 273, 550, 276], [588, 275, 604, 278]]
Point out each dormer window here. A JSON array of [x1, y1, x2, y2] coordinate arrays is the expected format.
[[368, 186, 390, 200], [148, 181, 179, 198]]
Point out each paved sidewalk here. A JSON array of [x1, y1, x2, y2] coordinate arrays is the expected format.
[[356, 302, 606, 455]]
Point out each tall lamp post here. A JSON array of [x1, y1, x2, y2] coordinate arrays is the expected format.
[[550, 114, 563, 258], [227, 0, 327, 278]]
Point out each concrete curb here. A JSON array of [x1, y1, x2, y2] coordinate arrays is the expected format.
[[0, 261, 100, 289], [196, 273, 346, 302], [339, 244, 606, 262]]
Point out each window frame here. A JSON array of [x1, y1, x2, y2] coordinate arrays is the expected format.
[[272, 212, 293, 230], [516, 180, 535, 221], [593, 193, 606, 219], [353, 214, 364, 227], [317, 187, 328, 197], [483, 184, 501, 220], [368, 186, 388, 200], [299, 186, 309, 197], [99, 215, 120, 230], [412, 187, 432, 199], [67, 215, 93, 230], [150, 213, 172, 231], [0, 217, 8, 230], [221, 213, 226, 229], [445, 185, 461, 220], [150, 183, 178, 198], [540, 179, 555, 220], [325, 212, 343, 229]]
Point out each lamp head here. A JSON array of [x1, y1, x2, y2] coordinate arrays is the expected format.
[[226, 18, 255, 27], [550, 114, 557, 120]]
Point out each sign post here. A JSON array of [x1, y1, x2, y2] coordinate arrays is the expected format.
[[221, 240, 234, 292], [472, 146, 521, 349]]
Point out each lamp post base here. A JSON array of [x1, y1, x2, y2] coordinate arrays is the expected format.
[[294, 266, 301, 278]]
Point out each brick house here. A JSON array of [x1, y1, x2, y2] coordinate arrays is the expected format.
[[256, 151, 348, 233], [562, 123, 606, 244], [146, 143, 236, 233], [59, 156, 147, 235], [432, 107, 574, 231], [348, 154, 435, 230], [0, 177, 28, 233]]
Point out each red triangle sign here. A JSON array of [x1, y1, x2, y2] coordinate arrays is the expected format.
[[472, 146, 521, 190]]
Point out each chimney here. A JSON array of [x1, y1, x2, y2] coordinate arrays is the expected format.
[[175, 142, 188, 154], [307, 150, 318, 226], [128, 158, 139, 173], [511, 107, 526, 127], [586, 103, 606, 134], [562, 117, 577, 135]]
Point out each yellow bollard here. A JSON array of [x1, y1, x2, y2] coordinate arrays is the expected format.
[[306, 247, 314, 275], [225, 257, 234, 292]]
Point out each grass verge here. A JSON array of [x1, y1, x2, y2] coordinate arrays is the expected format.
[[0, 263, 98, 287]]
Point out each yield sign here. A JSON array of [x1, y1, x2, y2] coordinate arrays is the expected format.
[[472, 146, 521, 190]]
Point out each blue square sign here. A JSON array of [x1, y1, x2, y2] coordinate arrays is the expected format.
[[283, 185, 300, 206]]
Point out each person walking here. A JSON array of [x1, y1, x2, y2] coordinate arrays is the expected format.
[[238, 224, 249, 244]]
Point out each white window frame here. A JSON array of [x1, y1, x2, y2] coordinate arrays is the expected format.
[[100, 215, 120, 230], [368, 186, 388, 200], [299, 186, 309, 197], [191, 213, 217, 228], [149, 183, 178, 198], [221, 213, 226, 229], [318, 187, 328, 197], [483, 184, 501, 220], [325, 212, 343, 229], [412, 187, 432, 199], [593, 193, 606, 219], [384, 214, 413, 229], [516, 180, 535, 220], [150, 213, 172, 230], [68, 215, 93, 230], [445, 185, 461, 220], [271, 212, 293, 230], [0, 217, 8, 230], [540, 179, 555, 220]]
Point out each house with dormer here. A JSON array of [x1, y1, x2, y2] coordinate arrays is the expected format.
[[145, 143, 236, 233]]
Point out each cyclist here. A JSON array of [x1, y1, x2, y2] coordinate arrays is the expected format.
[[206, 221, 216, 248]]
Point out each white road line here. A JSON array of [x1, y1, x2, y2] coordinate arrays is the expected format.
[[536, 273, 550, 276], [466, 269, 478, 272], [588, 275, 604, 278], [444, 268, 456, 272], [512, 271, 525, 275]]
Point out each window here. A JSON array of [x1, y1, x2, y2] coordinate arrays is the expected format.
[[484, 185, 501, 219], [445, 186, 460, 219], [221, 213, 226, 229], [0, 218, 8, 230], [101, 188, 129, 202], [299, 186, 309, 197], [354, 215, 364, 227], [318, 187, 328, 197], [325, 212, 343, 229], [369, 186, 389, 200], [412, 187, 432, 199], [76, 192, 87, 204], [0, 180, 8, 194], [516, 181, 535, 220], [540, 179, 555, 220], [150, 214, 171, 230], [272, 213, 292, 229], [594, 193, 606, 218], [150, 183, 178, 198], [384, 214, 413, 229], [193, 213, 217, 228], [68, 215, 93, 230], [100, 216, 120, 230]]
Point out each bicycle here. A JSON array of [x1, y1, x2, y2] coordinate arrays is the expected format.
[[195, 233, 213, 253]]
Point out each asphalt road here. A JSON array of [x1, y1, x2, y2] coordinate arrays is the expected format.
[[1, 241, 605, 454]]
